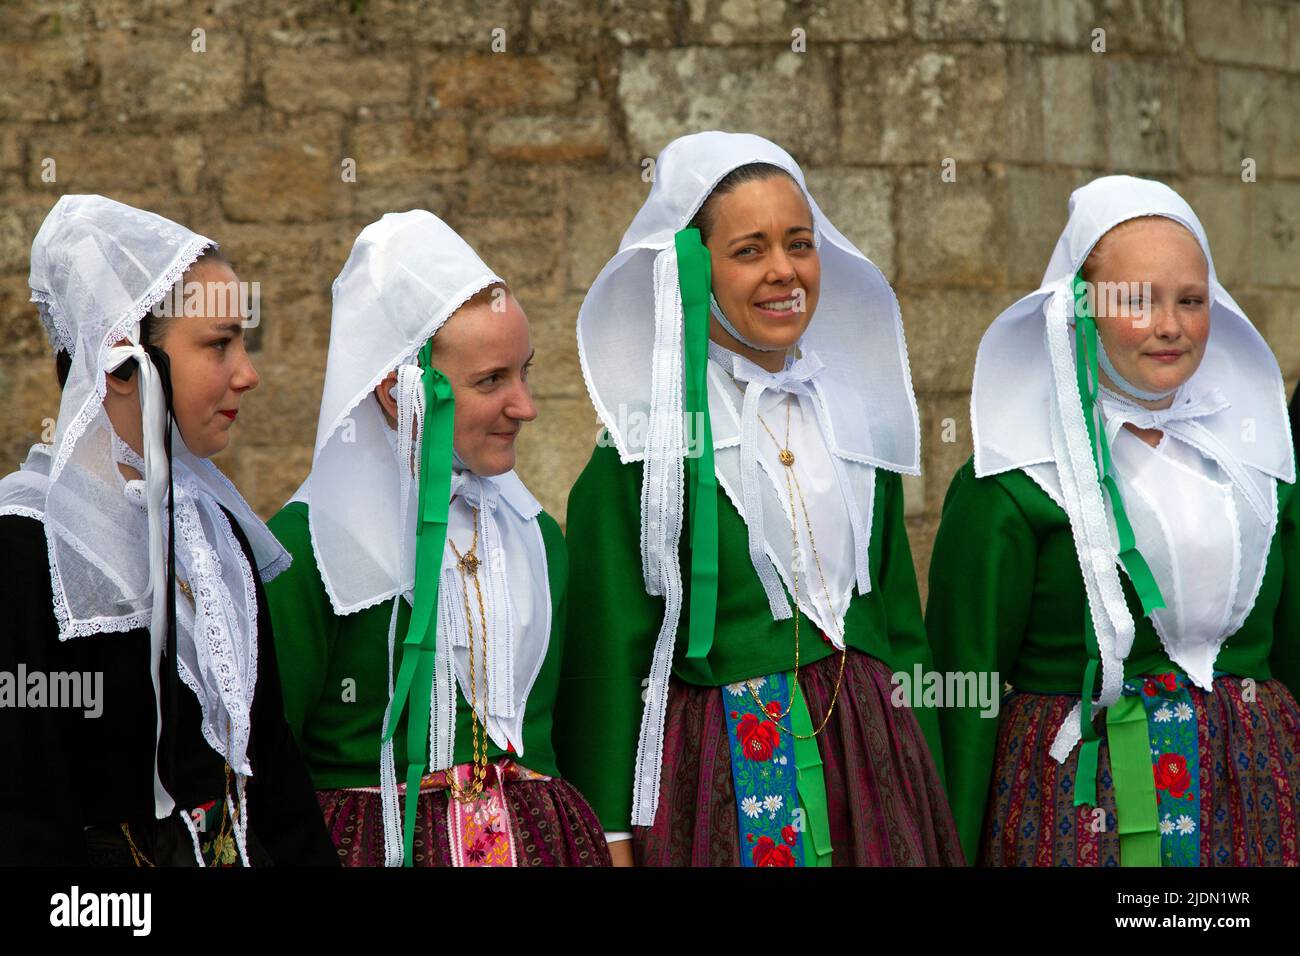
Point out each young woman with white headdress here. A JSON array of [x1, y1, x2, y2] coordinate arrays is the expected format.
[[0, 195, 336, 866], [928, 175, 1300, 866], [555, 131, 963, 866], [264, 210, 610, 867]]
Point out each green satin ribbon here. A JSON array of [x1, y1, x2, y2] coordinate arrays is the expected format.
[[789, 679, 833, 867], [675, 228, 719, 678], [1106, 695, 1162, 866], [379, 340, 455, 866], [1070, 271, 1167, 830], [1072, 273, 1166, 611]]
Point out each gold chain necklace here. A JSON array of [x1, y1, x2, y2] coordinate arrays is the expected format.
[[446, 505, 491, 802], [741, 391, 848, 739]]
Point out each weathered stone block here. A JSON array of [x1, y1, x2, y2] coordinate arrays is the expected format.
[[1094, 0, 1185, 53], [1042, 54, 1105, 167], [0, 37, 93, 122], [1252, 180, 1300, 289], [898, 287, 1006, 393], [348, 117, 469, 179], [1217, 68, 1300, 179], [620, 47, 836, 165], [896, 166, 1007, 287], [426, 52, 579, 111], [1177, 65, 1219, 175], [1007, 166, 1092, 288], [529, 0, 676, 48], [25, 131, 174, 193], [841, 45, 1009, 165], [1186, 0, 1289, 68], [519, 292, 586, 401], [1179, 175, 1252, 290], [357, 0, 525, 49], [219, 120, 350, 224], [485, 115, 612, 163], [1106, 59, 1178, 173], [565, 169, 651, 291], [804, 167, 895, 281], [263, 46, 410, 114], [913, 0, 1010, 40], [98, 30, 244, 119], [456, 214, 567, 302]]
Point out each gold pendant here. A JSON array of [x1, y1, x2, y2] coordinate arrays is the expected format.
[[779, 448, 795, 467]]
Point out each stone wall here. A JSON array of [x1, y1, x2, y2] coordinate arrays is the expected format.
[[2, 0, 1299, 599]]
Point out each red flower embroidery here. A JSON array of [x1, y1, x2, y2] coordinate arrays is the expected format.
[[737, 712, 780, 761], [764, 700, 783, 720], [1153, 753, 1192, 799], [751, 836, 796, 867], [1159, 673, 1178, 692], [1142, 679, 1159, 697], [781, 824, 798, 846]]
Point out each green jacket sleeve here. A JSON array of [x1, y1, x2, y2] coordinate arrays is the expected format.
[[264, 502, 339, 747], [1270, 480, 1300, 696], [925, 458, 1036, 865], [875, 470, 947, 784], [514, 510, 568, 777], [552, 440, 664, 831]]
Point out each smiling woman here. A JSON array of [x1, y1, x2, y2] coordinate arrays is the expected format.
[[928, 175, 1300, 868], [263, 210, 610, 868], [557, 131, 962, 867], [688, 163, 821, 370]]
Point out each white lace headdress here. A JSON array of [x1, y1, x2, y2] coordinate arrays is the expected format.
[[0, 194, 291, 862], [970, 175, 1295, 762], [576, 130, 920, 826]]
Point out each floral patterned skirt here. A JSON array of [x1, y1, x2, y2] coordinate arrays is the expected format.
[[316, 763, 611, 867], [633, 650, 965, 866], [980, 676, 1300, 866]]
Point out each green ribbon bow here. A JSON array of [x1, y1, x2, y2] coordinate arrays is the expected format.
[[380, 339, 456, 866], [1070, 271, 1166, 866]]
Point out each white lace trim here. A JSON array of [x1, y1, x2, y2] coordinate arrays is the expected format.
[[1043, 288, 1132, 763], [171, 477, 257, 778], [631, 245, 687, 827]]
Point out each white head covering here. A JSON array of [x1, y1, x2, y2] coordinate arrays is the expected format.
[[293, 210, 551, 866], [576, 130, 920, 826], [971, 175, 1295, 762], [0, 195, 290, 861]]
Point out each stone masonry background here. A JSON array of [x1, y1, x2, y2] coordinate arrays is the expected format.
[[2, 0, 1299, 602]]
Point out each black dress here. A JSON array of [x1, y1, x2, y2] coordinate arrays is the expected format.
[[0, 510, 337, 865]]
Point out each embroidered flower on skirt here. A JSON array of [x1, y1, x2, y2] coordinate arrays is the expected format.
[[723, 671, 805, 867], [1124, 672, 1201, 867]]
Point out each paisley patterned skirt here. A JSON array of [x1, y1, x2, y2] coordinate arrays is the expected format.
[[981, 676, 1300, 866], [633, 650, 965, 866], [317, 762, 611, 867]]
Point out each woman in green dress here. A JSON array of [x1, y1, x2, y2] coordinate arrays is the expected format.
[[265, 210, 609, 867], [555, 131, 962, 867], [929, 175, 1300, 866]]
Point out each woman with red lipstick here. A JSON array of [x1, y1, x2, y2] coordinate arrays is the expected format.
[[263, 211, 609, 867], [928, 175, 1300, 866], [0, 195, 336, 865], [554, 131, 962, 866]]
